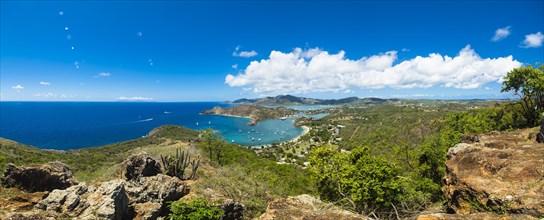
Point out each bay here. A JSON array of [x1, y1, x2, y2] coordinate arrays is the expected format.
[[0, 102, 305, 150]]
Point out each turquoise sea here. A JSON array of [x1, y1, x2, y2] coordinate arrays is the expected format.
[[0, 102, 308, 150]]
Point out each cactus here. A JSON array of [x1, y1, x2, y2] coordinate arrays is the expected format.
[[160, 148, 200, 180]]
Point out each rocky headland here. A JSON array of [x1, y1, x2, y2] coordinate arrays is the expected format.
[[201, 105, 298, 125]]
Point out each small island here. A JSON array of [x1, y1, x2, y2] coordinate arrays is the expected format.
[[201, 104, 299, 125]]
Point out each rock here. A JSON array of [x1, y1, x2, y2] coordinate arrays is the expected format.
[[125, 174, 190, 219], [79, 179, 132, 220], [34, 174, 188, 219], [35, 183, 88, 214], [447, 143, 472, 159], [258, 194, 368, 220], [0, 188, 49, 214], [2, 210, 53, 220], [220, 202, 245, 220], [416, 212, 539, 220], [122, 152, 162, 181], [443, 129, 544, 217], [1, 162, 78, 192]]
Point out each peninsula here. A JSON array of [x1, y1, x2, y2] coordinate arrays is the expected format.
[[201, 105, 298, 125]]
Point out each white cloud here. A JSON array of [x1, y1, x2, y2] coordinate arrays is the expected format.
[[40, 81, 51, 85], [233, 46, 258, 58], [401, 48, 410, 52], [232, 64, 238, 69], [225, 46, 522, 95], [233, 50, 258, 58], [491, 26, 511, 42], [520, 32, 544, 48], [12, 85, 24, 92], [117, 96, 154, 101], [95, 72, 111, 78]]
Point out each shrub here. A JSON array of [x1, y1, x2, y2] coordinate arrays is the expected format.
[[168, 197, 224, 220]]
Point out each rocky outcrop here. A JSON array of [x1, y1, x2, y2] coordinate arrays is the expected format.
[[443, 129, 544, 217], [201, 105, 298, 125], [258, 194, 367, 220], [33, 168, 188, 219], [36, 180, 133, 220], [1, 162, 78, 192], [125, 174, 189, 219], [122, 152, 162, 181], [35, 183, 89, 214]]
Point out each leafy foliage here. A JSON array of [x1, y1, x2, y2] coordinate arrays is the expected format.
[[501, 63, 544, 126], [309, 145, 405, 213], [168, 197, 224, 220], [197, 141, 315, 217], [198, 129, 224, 165]]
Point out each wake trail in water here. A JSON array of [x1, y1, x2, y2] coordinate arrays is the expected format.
[[136, 118, 154, 122]]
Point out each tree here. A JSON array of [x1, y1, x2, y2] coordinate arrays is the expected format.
[[199, 128, 224, 165], [501, 64, 544, 127], [309, 145, 405, 213]]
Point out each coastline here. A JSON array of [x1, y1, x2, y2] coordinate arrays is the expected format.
[[290, 125, 310, 143], [201, 112, 310, 147]]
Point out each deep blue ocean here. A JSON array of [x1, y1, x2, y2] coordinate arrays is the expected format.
[[0, 102, 306, 150]]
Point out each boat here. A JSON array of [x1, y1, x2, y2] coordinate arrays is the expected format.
[[231, 140, 234, 143], [208, 121, 211, 125], [196, 122, 199, 126], [164, 111, 171, 114], [280, 117, 287, 121], [251, 137, 255, 141]]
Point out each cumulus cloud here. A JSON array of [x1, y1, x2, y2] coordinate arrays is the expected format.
[[491, 26, 511, 41], [11, 85, 24, 92], [232, 64, 238, 69], [520, 32, 544, 48], [225, 46, 522, 95], [40, 81, 51, 85], [117, 96, 154, 101], [94, 72, 111, 78], [233, 46, 258, 58]]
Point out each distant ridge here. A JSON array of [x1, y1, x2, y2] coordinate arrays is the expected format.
[[231, 95, 388, 105]]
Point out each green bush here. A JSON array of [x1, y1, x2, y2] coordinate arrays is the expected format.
[[309, 145, 405, 213], [168, 197, 224, 220]]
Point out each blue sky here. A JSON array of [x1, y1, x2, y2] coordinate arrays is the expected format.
[[1, 0, 543, 101]]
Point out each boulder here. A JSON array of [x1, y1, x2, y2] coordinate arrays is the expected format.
[[37, 180, 133, 220], [35, 183, 88, 214], [35, 175, 188, 220], [1, 162, 78, 192], [122, 152, 162, 181], [258, 194, 368, 220], [79, 179, 132, 220], [443, 129, 544, 217], [125, 174, 190, 219]]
